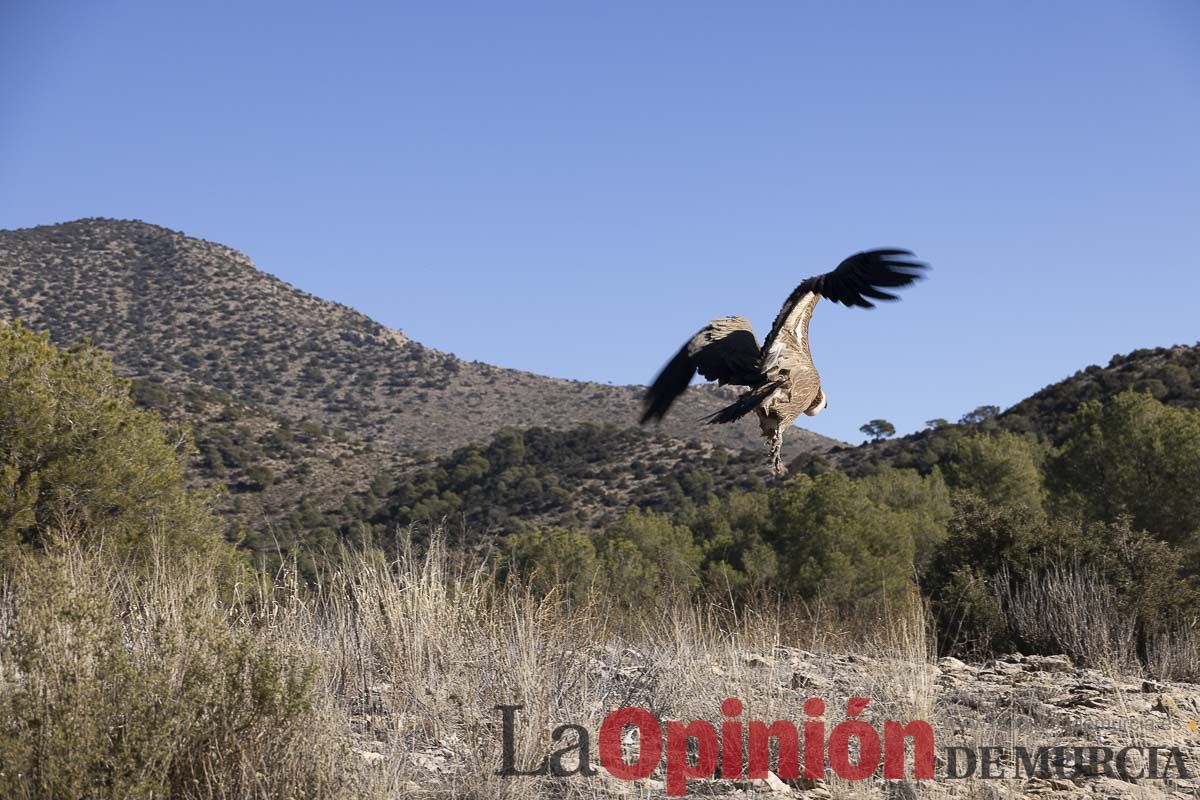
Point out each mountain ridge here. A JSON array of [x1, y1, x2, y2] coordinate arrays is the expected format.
[[0, 217, 839, 457]]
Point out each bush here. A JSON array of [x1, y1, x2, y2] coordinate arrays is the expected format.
[[597, 508, 703, 608], [0, 541, 345, 799], [0, 323, 221, 561], [766, 472, 919, 609], [1048, 391, 1200, 547], [503, 526, 601, 602], [925, 495, 1200, 660], [943, 431, 1045, 514], [503, 509, 704, 610]]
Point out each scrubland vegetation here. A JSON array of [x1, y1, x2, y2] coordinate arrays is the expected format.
[[3, 321, 1200, 797]]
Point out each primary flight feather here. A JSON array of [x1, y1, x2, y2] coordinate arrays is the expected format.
[[641, 249, 928, 475]]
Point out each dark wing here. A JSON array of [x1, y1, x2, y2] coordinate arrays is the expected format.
[[761, 248, 927, 356], [640, 316, 762, 424]]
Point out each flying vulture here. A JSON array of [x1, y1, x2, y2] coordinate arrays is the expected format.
[[640, 249, 927, 475]]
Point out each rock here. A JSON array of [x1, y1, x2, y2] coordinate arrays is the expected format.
[[884, 781, 918, 799], [1025, 654, 1073, 673], [982, 659, 1025, 675], [744, 652, 772, 668], [1091, 776, 1164, 799], [791, 778, 831, 798], [1156, 692, 1182, 717], [1021, 777, 1054, 795], [938, 656, 969, 672], [410, 751, 450, 773], [789, 671, 832, 691], [352, 748, 386, 764], [763, 771, 791, 793]]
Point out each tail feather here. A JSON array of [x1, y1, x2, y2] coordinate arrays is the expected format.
[[704, 381, 781, 425]]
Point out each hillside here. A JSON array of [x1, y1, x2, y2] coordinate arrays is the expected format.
[[0, 218, 838, 555], [1003, 344, 1200, 440], [817, 341, 1200, 476], [0, 218, 836, 458]]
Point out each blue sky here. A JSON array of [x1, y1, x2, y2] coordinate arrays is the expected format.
[[2, 1, 1198, 443]]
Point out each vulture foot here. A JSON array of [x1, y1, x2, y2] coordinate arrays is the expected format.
[[768, 429, 787, 477]]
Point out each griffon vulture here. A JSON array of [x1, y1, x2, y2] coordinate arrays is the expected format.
[[640, 249, 927, 475]]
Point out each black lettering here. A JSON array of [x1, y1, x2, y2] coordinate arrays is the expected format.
[[1052, 747, 1069, 779], [549, 724, 597, 777], [945, 747, 976, 779], [1161, 747, 1190, 779], [1015, 746, 1051, 778], [1085, 747, 1115, 777], [495, 705, 549, 776], [1148, 746, 1162, 779], [1115, 746, 1144, 780], [980, 746, 1005, 779]]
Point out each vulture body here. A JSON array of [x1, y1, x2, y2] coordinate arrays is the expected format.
[[641, 249, 927, 475]]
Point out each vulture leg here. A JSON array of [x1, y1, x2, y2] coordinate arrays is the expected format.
[[769, 428, 786, 477]]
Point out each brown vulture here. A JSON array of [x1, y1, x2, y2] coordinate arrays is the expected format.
[[640, 249, 927, 475]]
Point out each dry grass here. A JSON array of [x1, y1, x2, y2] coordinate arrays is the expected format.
[[10, 530, 1194, 798], [1146, 625, 1200, 683], [0, 537, 348, 799], [0, 530, 952, 798], [996, 562, 1139, 674]]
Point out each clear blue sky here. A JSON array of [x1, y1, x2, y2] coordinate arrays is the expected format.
[[3, 2, 1198, 443]]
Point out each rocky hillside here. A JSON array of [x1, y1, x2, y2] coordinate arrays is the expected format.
[[0, 218, 836, 458]]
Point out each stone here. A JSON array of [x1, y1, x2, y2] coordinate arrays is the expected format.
[[1025, 654, 1073, 673], [353, 749, 386, 764], [789, 671, 832, 691], [1156, 692, 1182, 717], [938, 656, 968, 671], [744, 652, 772, 668], [763, 771, 791, 793]]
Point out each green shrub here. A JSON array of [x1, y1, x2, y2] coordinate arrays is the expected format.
[[597, 508, 703, 608], [503, 526, 601, 601], [504, 509, 704, 610], [943, 431, 1046, 514], [766, 472, 918, 608], [0, 543, 345, 799], [0, 323, 221, 562], [925, 494, 1200, 659], [1048, 391, 1200, 547]]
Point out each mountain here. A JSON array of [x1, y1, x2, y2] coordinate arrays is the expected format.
[[0, 218, 837, 554], [0, 219, 837, 457]]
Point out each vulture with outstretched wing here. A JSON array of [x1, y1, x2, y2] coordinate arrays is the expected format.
[[641, 249, 927, 475]]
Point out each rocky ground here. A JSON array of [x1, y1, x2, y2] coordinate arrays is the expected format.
[[349, 648, 1200, 799]]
